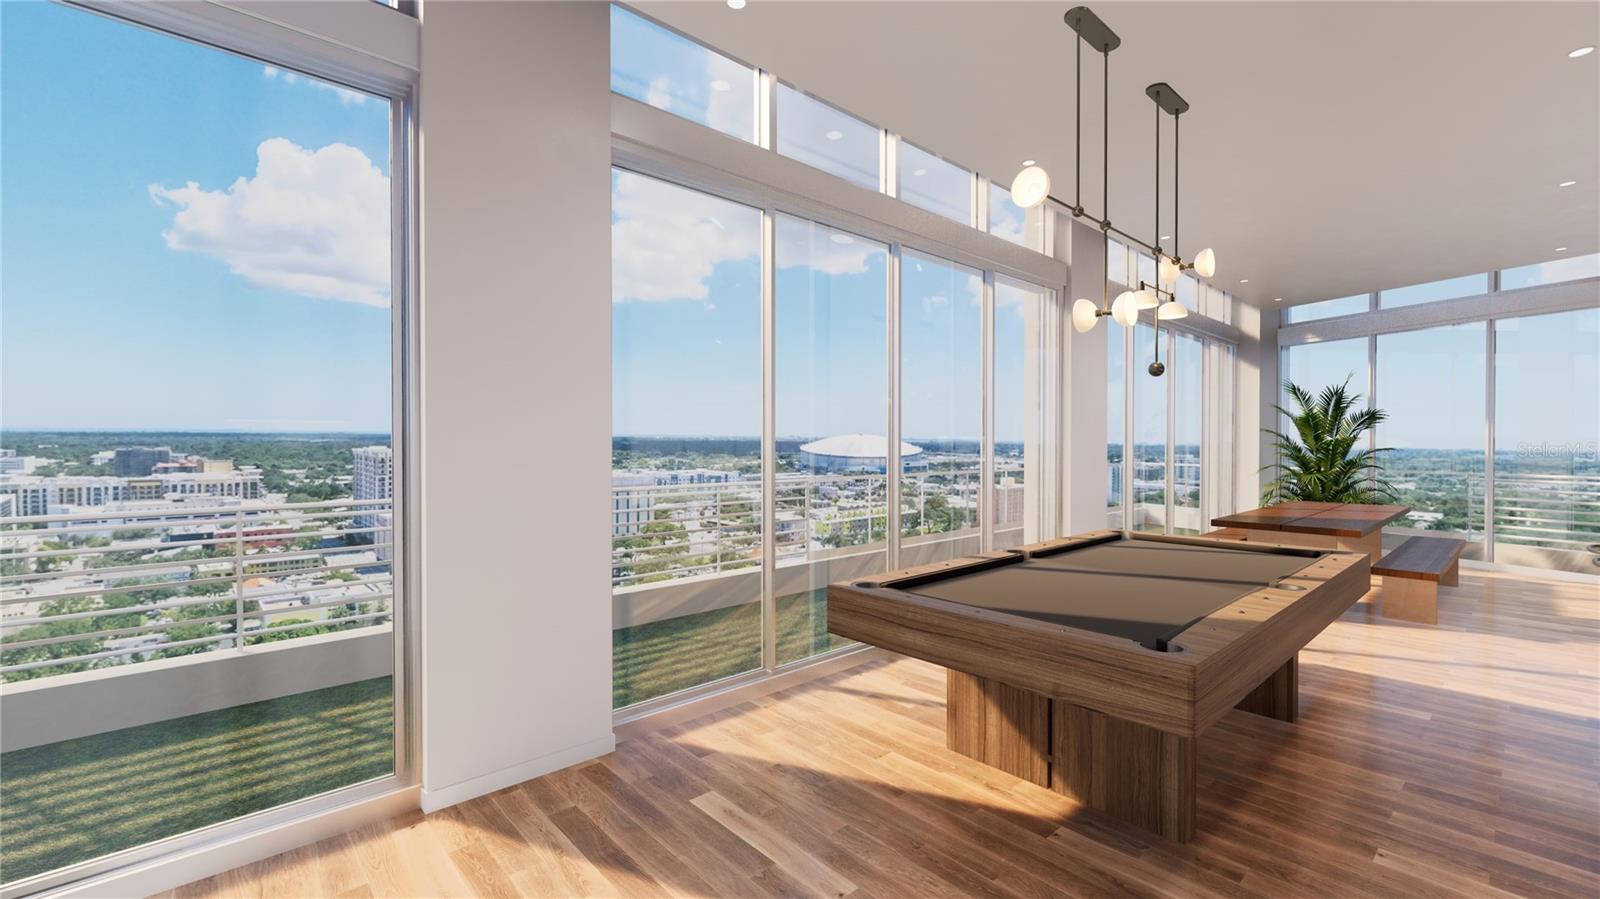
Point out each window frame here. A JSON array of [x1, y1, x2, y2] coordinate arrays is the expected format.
[[1, 3, 421, 897], [1278, 262, 1600, 570]]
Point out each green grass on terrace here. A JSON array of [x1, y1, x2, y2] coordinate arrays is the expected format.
[[0, 677, 393, 885], [613, 588, 855, 708]]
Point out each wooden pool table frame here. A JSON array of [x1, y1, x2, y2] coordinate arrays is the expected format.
[[826, 529, 1371, 841]]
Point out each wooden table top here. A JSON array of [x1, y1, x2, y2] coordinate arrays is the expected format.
[[1212, 502, 1411, 538]]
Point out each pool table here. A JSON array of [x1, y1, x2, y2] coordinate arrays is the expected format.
[[826, 530, 1370, 841]]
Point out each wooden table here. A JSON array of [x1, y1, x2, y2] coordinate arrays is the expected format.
[[827, 530, 1371, 842], [1210, 501, 1411, 561]]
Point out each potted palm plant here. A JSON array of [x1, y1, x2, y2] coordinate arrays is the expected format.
[[1262, 378, 1398, 504]]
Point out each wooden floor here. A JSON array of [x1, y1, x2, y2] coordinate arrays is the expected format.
[[165, 569, 1600, 898]]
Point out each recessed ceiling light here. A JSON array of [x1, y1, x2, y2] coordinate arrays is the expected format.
[[710, 79, 730, 92], [727, 0, 747, 9], [1556, 246, 1568, 252], [1159, 234, 1171, 241], [1559, 180, 1577, 187], [1272, 297, 1283, 302], [1022, 159, 1036, 167], [825, 129, 843, 141], [1570, 46, 1595, 58], [1239, 278, 1249, 283], [913, 168, 927, 177]]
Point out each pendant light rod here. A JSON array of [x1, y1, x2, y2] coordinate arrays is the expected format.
[[1154, 99, 1160, 258]]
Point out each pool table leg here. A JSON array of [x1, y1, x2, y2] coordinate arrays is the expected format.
[[1234, 655, 1299, 723], [946, 670, 1051, 787], [1051, 701, 1197, 842]]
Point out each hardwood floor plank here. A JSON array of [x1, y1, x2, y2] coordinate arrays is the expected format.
[[689, 789, 856, 899], [165, 571, 1597, 899]]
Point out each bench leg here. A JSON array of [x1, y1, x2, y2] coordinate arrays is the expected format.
[[1441, 559, 1459, 587], [1235, 655, 1297, 723], [1382, 577, 1438, 624]]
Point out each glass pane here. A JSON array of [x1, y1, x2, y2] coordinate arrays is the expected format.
[[1206, 342, 1237, 519], [773, 217, 888, 665], [988, 181, 1031, 248], [1, 2, 395, 883], [1136, 253, 1157, 290], [1380, 273, 1488, 309], [1493, 309, 1600, 573], [1173, 334, 1203, 534], [776, 85, 879, 191], [1376, 324, 1487, 559], [1107, 238, 1128, 286], [1283, 337, 1367, 401], [1106, 322, 1126, 527], [1132, 325, 1167, 533], [899, 251, 982, 563], [610, 171, 763, 706], [1284, 293, 1369, 324], [1176, 274, 1198, 311], [1203, 284, 1227, 321], [610, 5, 756, 143], [898, 142, 970, 225], [993, 277, 1048, 549], [1499, 253, 1600, 291]]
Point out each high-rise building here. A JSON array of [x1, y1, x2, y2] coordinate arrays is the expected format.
[[113, 446, 172, 476], [352, 445, 393, 535]]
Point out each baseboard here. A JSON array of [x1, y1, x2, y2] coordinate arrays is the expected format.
[[30, 785, 419, 899], [419, 733, 617, 812]]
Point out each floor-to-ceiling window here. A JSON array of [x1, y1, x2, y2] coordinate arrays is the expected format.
[[610, 171, 764, 707], [0, 2, 406, 887], [606, 4, 1065, 712], [1376, 324, 1487, 556], [773, 217, 887, 665], [899, 252, 983, 564], [993, 277, 1048, 549], [1493, 309, 1600, 571], [1281, 260, 1600, 574]]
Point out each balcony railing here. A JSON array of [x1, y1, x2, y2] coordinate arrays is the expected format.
[[611, 467, 1020, 590], [0, 497, 393, 680]]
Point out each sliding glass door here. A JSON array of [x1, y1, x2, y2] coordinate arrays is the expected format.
[[1, 3, 407, 888], [773, 217, 888, 665], [610, 172, 764, 706], [1110, 323, 1234, 535], [898, 251, 983, 565]]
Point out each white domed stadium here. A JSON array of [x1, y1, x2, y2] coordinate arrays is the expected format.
[[797, 434, 926, 473]]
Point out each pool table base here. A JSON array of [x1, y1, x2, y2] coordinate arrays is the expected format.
[[947, 656, 1300, 842]]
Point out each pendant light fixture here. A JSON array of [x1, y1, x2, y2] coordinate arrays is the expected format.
[[1007, 6, 1217, 376]]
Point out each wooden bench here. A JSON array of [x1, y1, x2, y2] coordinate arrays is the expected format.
[[1373, 535, 1467, 624]]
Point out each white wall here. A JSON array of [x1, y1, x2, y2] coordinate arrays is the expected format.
[[417, 0, 614, 812], [1061, 215, 1111, 534]]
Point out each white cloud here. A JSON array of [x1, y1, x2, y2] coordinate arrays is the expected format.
[[150, 138, 390, 307], [612, 171, 759, 303], [263, 65, 369, 106]]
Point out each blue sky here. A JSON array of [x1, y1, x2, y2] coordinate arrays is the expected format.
[[1, 2, 393, 433]]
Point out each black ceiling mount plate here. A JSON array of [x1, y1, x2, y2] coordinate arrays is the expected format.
[[1064, 6, 1121, 52], [1146, 82, 1191, 116]]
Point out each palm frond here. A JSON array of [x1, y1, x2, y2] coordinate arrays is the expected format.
[[1260, 377, 1394, 505]]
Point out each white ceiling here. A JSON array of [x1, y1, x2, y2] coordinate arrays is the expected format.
[[635, 1, 1600, 309]]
